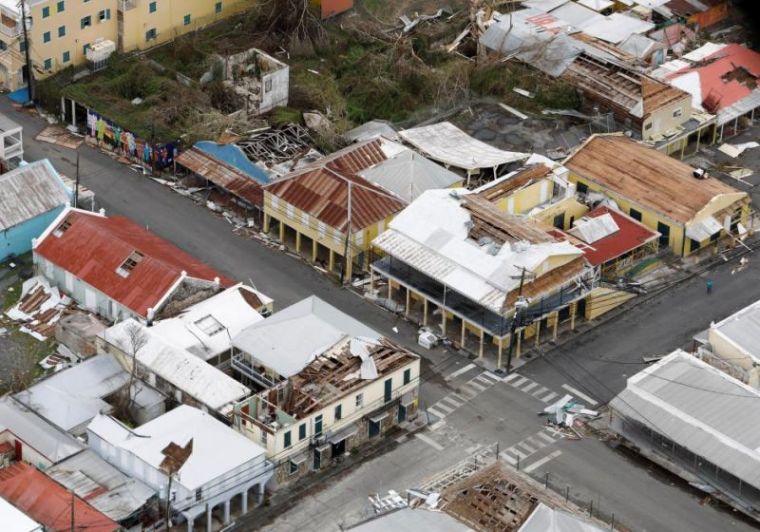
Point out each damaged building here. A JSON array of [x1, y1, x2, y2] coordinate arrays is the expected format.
[[213, 48, 289, 116], [231, 296, 420, 485]]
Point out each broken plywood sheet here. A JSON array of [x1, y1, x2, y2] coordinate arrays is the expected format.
[[35, 126, 84, 149]]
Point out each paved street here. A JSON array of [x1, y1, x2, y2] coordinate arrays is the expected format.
[[5, 97, 760, 531]]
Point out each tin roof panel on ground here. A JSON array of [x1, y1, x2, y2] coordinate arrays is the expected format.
[[400, 122, 528, 171], [564, 135, 745, 223], [610, 350, 760, 488], [0, 160, 70, 232]]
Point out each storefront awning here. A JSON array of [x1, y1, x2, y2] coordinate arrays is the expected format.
[[368, 411, 389, 424], [686, 216, 723, 242], [327, 423, 358, 444]]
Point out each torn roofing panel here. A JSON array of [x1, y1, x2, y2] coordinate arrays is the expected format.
[[176, 147, 264, 206], [0, 159, 70, 231]]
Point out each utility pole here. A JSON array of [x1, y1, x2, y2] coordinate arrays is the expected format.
[[74, 152, 80, 208], [505, 267, 529, 375], [340, 181, 352, 285], [20, 0, 35, 103]]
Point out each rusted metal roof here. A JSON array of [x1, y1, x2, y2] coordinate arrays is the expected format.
[[266, 138, 406, 231], [565, 135, 747, 223], [176, 147, 263, 206], [34, 210, 233, 318], [0, 159, 70, 231], [0, 462, 119, 531]]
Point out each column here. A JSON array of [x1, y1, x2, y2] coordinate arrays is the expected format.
[[312, 239, 318, 262], [479, 329, 485, 359], [257, 484, 264, 504], [241, 490, 248, 514], [680, 138, 686, 160], [516, 329, 522, 358], [71, 99, 76, 127], [295, 231, 302, 254], [441, 308, 447, 337], [387, 280, 393, 301], [206, 504, 213, 532], [497, 337, 504, 368], [461, 321, 466, 349], [61, 96, 66, 122], [345, 250, 354, 281], [328, 250, 335, 272], [187, 516, 194, 532], [263, 213, 271, 233], [570, 303, 577, 331], [423, 299, 428, 326], [552, 312, 559, 341], [223, 500, 231, 524], [279, 221, 285, 242], [370, 270, 376, 293], [535, 320, 541, 347], [405, 289, 411, 318]]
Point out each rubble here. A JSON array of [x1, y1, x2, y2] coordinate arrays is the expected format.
[[541, 394, 599, 428], [5, 276, 73, 341]]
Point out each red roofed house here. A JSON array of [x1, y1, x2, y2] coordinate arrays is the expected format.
[[0, 462, 120, 532], [33, 208, 233, 323], [660, 43, 760, 140], [263, 137, 408, 281]]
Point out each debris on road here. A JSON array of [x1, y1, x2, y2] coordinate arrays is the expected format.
[[718, 142, 760, 158], [541, 394, 599, 427]]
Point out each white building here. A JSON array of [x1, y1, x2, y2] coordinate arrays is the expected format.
[[87, 405, 272, 532], [0, 496, 42, 532], [704, 299, 760, 386]]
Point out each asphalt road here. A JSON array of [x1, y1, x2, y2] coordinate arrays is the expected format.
[[5, 98, 760, 531]]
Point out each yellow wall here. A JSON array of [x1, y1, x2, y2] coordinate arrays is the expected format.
[[531, 197, 589, 230], [643, 96, 692, 140], [489, 178, 553, 215], [584, 287, 636, 320], [119, 0, 252, 53]]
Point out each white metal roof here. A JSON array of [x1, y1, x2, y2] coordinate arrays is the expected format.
[[400, 122, 528, 172], [569, 213, 619, 243], [523, 0, 571, 10], [479, 11, 584, 78], [581, 13, 654, 44], [149, 283, 267, 361], [14, 354, 128, 434], [359, 150, 463, 203], [610, 350, 760, 489], [0, 397, 84, 464], [349, 507, 469, 532], [344, 120, 400, 143], [0, 160, 70, 232], [232, 296, 380, 378], [102, 319, 250, 412], [46, 449, 155, 522], [550, 2, 604, 29], [87, 405, 267, 491], [519, 502, 606, 532], [682, 42, 727, 62], [576, 0, 614, 11], [685, 215, 722, 242], [0, 497, 42, 532], [372, 189, 584, 314], [619, 33, 660, 58], [710, 299, 760, 363]]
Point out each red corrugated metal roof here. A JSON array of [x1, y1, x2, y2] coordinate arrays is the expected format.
[[575, 206, 659, 266], [35, 210, 233, 318], [667, 44, 760, 113], [0, 462, 119, 531], [176, 147, 263, 206], [266, 138, 406, 231]]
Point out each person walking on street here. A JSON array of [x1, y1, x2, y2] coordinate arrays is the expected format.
[[706, 278, 713, 294]]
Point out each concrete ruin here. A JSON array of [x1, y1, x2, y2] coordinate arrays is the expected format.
[[216, 48, 289, 116]]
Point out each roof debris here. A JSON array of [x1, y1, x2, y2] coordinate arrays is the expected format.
[[6, 276, 73, 341]]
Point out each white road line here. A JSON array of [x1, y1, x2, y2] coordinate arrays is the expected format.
[[475, 375, 494, 386], [433, 402, 454, 414], [502, 373, 521, 383], [540, 391, 558, 403], [430, 420, 446, 431], [506, 447, 528, 459], [531, 386, 548, 397], [449, 393, 467, 404], [522, 450, 563, 473], [415, 433, 445, 451], [500, 452, 517, 465], [537, 431, 557, 444], [440, 396, 462, 408], [524, 436, 546, 450], [510, 376, 529, 388], [427, 407, 448, 419], [561, 384, 599, 406], [444, 363, 476, 381], [457, 386, 478, 399], [396, 435, 408, 444], [520, 381, 539, 393], [483, 371, 502, 382], [516, 441, 535, 454], [467, 381, 486, 392]]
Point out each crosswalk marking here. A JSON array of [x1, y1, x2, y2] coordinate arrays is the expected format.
[[537, 431, 557, 444], [434, 402, 454, 414], [449, 393, 467, 403], [444, 363, 476, 381], [482, 371, 501, 383], [531, 386, 549, 397], [427, 407, 447, 419], [500, 452, 517, 465], [510, 376, 529, 388], [520, 381, 539, 393], [540, 391, 558, 403], [475, 374, 494, 386], [561, 384, 599, 406], [458, 386, 478, 399], [440, 396, 462, 408], [507, 447, 528, 459], [523, 450, 563, 473], [502, 373, 521, 383], [467, 380, 486, 392], [416, 433, 445, 451], [517, 441, 535, 454]]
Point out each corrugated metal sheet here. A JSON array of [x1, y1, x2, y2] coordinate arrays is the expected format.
[[176, 147, 263, 206], [611, 350, 760, 488], [34, 210, 233, 318], [266, 138, 406, 231], [0, 160, 70, 231], [564, 135, 745, 223], [0, 462, 119, 531], [46, 450, 154, 522]]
